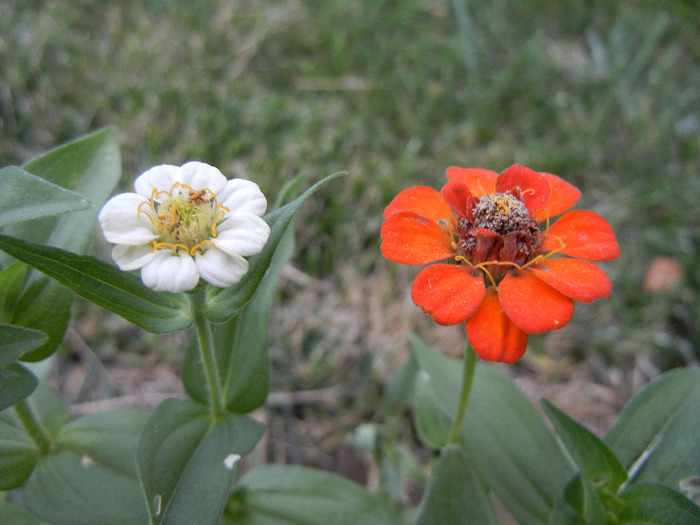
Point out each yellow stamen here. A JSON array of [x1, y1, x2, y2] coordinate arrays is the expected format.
[[150, 240, 190, 253], [189, 239, 216, 255]]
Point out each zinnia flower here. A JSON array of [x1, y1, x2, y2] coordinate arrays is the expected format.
[[381, 165, 619, 363], [99, 161, 270, 293]]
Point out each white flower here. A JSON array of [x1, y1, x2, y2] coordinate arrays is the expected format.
[[98, 161, 270, 293]]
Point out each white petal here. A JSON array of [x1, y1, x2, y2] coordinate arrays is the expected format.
[[218, 179, 267, 217], [178, 162, 227, 194], [215, 214, 270, 257], [141, 251, 200, 292], [195, 249, 249, 288], [98, 193, 156, 245], [134, 165, 179, 199], [112, 244, 157, 271]]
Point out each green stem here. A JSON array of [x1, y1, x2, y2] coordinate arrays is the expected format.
[[446, 344, 478, 445], [190, 290, 225, 417], [14, 399, 52, 454]]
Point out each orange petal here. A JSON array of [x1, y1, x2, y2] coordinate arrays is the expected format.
[[498, 270, 574, 334], [466, 288, 529, 363], [530, 258, 612, 303], [384, 186, 452, 223], [446, 167, 498, 197], [412, 264, 486, 325], [381, 211, 455, 264], [496, 165, 550, 214], [533, 173, 581, 222], [441, 180, 472, 218], [541, 210, 620, 261]]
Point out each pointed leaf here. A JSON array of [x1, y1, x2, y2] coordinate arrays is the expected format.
[[1, 127, 122, 359], [559, 474, 607, 525], [0, 363, 38, 412], [23, 409, 150, 525], [0, 500, 51, 524], [0, 324, 48, 365], [0, 393, 40, 489], [542, 399, 628, 493], [5, 127, 121, 255], [619, 483, 700, 524], [10, 275, 73, 361], [205, 171, 345, 322], [227, 465, 402, 525], [0, 235, 191, 334], [0, 383, 70, 490], [184, 227, 294, 412], [24, 452, 148, 525], [606, 368, 700, 491], [417, 444, 497, 524], [137, 399, 265, 525], [0, 166, 91, 226], [0, 262, 27, 319], [409, 335, 574, 525]]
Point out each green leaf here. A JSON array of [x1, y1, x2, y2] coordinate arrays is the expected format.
[[0, 235, 191, 334], [0, 383, 69, 490], [0, 262, 27, 319], [3, 127, 121, 256], [0, 166, 91, 226], [542, 399, 628, 493], [226, 465, 402, 525], [0, 324, 48, 365], [557, 474, 607, 525], [409, 335, 574, 525], [57, 408, 149, 478], [606, 368, 700, 491], [0, 396, 40, 490], [24, 452, 148, 525], [0, 500, 51, 525], [23, 409, 150, 525], [619, 483, 700, 524], [205, 171, 345, 322], [0, 363, 38, 412], [0, 127, 122, 359], [417, 444, 497, 524], [549, 478, 589, 525], [137, 399, 265, 525], [383, 353, 418, 412], [9, 275, 73, 361], [184, 225, 295, 413]]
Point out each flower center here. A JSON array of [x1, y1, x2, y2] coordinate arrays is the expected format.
[[139, 184, 228, 255], [471, 193, 532, 234], [457, 190, 542, 276]]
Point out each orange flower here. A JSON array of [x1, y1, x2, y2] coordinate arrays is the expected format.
[[381, 165, 620, 363]]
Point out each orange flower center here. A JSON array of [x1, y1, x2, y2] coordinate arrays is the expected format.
[[457, 190, 542, 281]]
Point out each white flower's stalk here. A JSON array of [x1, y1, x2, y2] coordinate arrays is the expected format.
[[189, 290, 224, 417], [14, 399, 52, 454], [446, 343, 478, 445]]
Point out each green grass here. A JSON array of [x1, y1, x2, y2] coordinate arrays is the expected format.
[[2, 0, 699, 396]]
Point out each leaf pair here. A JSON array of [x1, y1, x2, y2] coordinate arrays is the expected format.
[[0, 384, 148, 524], [404, 335, 700, 524], [0, 127, 122, 409]]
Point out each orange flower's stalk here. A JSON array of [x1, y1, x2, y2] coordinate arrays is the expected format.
[[447, 343, 478, 445]]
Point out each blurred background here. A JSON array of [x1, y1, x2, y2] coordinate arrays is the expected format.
[[1, 0, 699, 493]]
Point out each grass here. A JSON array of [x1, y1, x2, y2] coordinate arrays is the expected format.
[[2, 0, 700, 496]]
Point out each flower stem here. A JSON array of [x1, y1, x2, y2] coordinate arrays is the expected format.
[[190, 290, 225, 418], [14, 399, 52, 454], [446, 343, 478, 445]]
